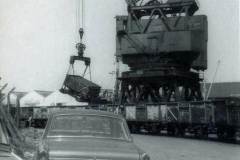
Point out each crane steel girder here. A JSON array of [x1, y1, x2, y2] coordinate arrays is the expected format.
[[116, 15, 208, 70], [128, 0, 199, 17]]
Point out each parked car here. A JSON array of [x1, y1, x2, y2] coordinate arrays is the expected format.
[[0, 105, 34, 160], [35, 109, 150, 160]]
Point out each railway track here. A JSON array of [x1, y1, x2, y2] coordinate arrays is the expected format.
[[132, 129, 240, 144]]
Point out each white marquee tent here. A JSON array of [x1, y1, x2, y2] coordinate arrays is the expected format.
[[39, 90, 88, 106], [20, 91, 44, 107]]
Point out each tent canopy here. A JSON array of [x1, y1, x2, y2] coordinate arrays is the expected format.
[[39, 90, 88, 107], [20, 91, 44, 107]]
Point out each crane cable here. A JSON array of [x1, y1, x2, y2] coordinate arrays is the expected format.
[[81, 0, 85, 31], [74, 0, 84, 42], [77, 0, 84, 41], [71, 0, 81, 75], [72, 0, 92, 80], [80, 0, 92, 81], [67, 0, 82, 76]]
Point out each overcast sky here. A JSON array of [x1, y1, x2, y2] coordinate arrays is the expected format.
[[0, 0, 239, 92]]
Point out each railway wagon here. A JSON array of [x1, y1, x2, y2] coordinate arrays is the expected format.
[[18, 99, 240, 140], [123, 99, 240, 139]]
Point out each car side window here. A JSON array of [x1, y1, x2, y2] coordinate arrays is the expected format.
[[110, 119, 126, 139]]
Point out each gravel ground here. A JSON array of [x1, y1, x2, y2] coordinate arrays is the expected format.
[[133, 134, 240, 160], [20, 128, 44, 149]]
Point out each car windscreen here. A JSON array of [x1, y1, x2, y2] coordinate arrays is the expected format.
[[47, 115, 129, 141]]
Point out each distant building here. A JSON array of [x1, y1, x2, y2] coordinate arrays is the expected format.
[[202, 82, 240, 99]]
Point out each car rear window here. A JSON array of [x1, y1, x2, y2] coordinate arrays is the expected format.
[[47, 115, 129, 140]]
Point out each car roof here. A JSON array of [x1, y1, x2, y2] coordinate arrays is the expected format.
[[50, 109, 123, 119]]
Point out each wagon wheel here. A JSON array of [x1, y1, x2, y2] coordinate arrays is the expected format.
[[167, 124, 176, 136], [193, 126, 208, 139], [176, 125, 186, 137], [226, 126, 236, 141], [151, 125, 159, 135], [217, 126, 227, 140], [201, 126, 209, 139]]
